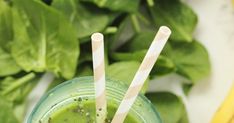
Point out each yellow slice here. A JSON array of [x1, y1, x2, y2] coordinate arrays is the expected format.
[[212, 83, 234, 123]]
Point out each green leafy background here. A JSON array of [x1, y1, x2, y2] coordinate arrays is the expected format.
[[0, 0, 211, 122], [147, 92, 189, 123]]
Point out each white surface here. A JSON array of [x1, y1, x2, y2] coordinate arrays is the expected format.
[[149, 0, 234, 123], [187, 0, 234, 123]]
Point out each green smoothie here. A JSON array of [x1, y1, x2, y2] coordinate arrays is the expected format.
[[28, 77, 162, 123], [49, 98, 139, 123]]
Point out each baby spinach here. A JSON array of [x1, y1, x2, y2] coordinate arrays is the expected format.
[[112, 51, 175, 77], [111, 32, 176, 76], [109, 16, 135, 51], [0, 73, 36, 102], [162, 41, 211, 83], [81, 0, 140, 13], [107, 61, 148, 93], [52, 0, 110, 39], [0, 73, 37, 123], [116, 31, 210, 81], [125, 31, 155, 51], [146, 92, 189, 123], [0, 48, 21, 76], [11, 0, 79, 79], [0, 96, 19, 123], [112, 50, 147, 61], [76, 64, 93, 77], [78, 48, 92, 65], [0, 1, 21, 76], [149, 0, 198, 42], [150, 55, 175, 76], [0, 0, 13, 50]]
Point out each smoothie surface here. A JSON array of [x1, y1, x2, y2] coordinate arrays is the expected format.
[[48, 97, 142, 123]]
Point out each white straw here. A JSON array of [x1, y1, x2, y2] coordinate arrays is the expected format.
[[111, 26, 171, 123], [91, 33, 107, 123]]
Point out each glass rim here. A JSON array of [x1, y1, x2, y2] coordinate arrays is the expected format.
[[28, 76, 162, 123]]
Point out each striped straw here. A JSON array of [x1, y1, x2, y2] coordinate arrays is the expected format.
[[91, 33, 107, 123], [111, 26, 171, 123]]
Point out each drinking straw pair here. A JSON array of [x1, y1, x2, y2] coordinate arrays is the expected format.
[[91, 26, 171, 123]]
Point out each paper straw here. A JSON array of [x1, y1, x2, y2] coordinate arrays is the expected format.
[[91, 33, 107, 123], [111, 26, 171, 123]]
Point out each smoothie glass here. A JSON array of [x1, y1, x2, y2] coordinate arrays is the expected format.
[[28, 76, 162, 123]]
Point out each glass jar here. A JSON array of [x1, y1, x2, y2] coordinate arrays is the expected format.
[[28, 76, 162, 123]]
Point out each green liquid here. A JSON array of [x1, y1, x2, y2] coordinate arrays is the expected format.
[[49, 98, 141, 123], [30, 77, 161, 123]]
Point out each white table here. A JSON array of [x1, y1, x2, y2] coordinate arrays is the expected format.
[[187, 0, 234, 123]]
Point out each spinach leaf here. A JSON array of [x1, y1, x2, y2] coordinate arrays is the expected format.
[[0, 48, 21, 76], [0, 73, 38, 122], [136, 5, 156, 32], [81, 0, 140, 13], [109, 16, 135, 51], [163, 41, 211, 82], [78, 49, 92, 65], [120, 31, 210, 81], [149, 0, 197, 42], [0, 95, 19, 123], [0, 0, 13, 50], [52, 0, 110, 39], [150, 55, 175, 76], [0, 1, 21, 76], [125, 31, 155, 51], [123, 31, 176, 76], [112, 51, 175, 76], [111, 31, 176, 76], [11, 0, 79, 79], [76, 64, 93, 77], [146, 92, 188, 123], [111, 11, 154, 51], [107, 61, 148, 93], [112, 50, 147, 61], [0, 73, 36, 103]]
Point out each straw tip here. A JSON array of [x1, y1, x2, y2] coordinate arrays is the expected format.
[[91, 33, 104, 42], [159, 26, 171, 35]]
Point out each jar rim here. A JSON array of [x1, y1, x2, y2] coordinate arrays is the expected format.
[[28, 76, 162, 123]]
